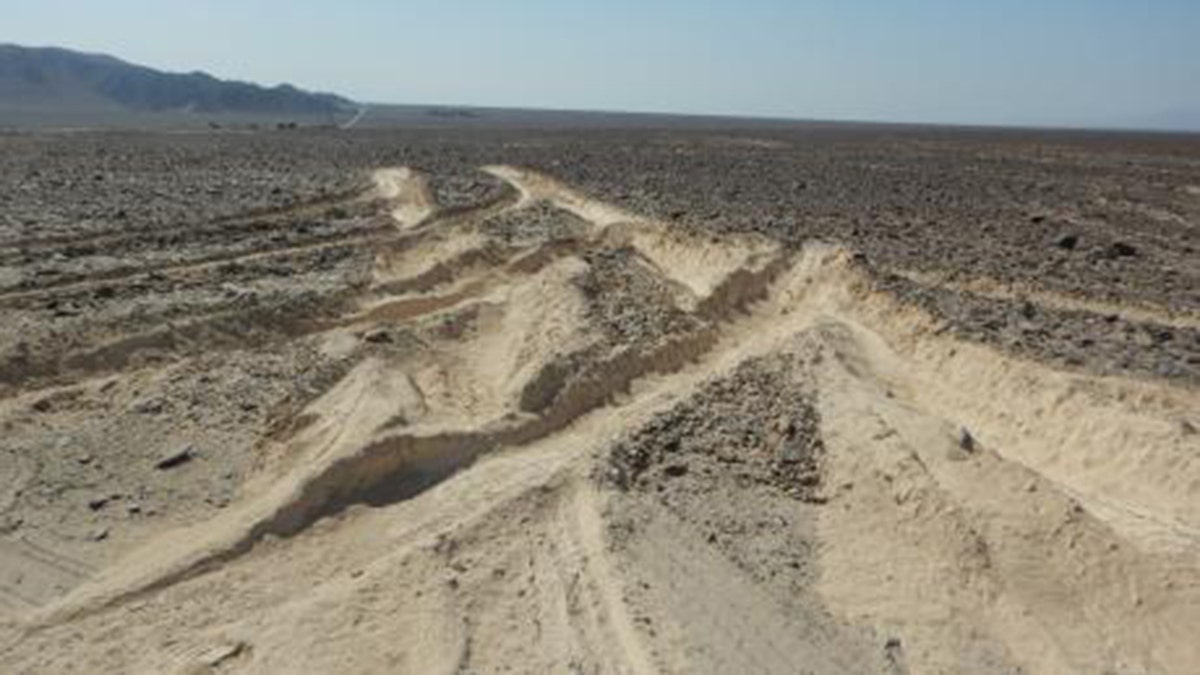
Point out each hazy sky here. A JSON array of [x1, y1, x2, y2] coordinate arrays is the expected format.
[[6, 0, 1200, 128]]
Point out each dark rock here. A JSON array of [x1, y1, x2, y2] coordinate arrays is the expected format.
[[1054, 233, 1079, 250], [132, 397, 166, 414], [1109, 241, 1138, 257], [156, 444, 196, 470], [363, 329, 392, 344], [1096, 241, 1138, 259], [662, 464, 689, 478], [958, 427, 977, 453], [884, 636, 906, 670], [198, 641, 248, 668]]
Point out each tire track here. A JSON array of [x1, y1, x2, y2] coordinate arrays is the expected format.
[[0, 226, 390, 304], [7, 164, 1199, 674], [0, 184, 375, 253]]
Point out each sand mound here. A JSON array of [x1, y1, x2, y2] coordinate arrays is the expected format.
[[2, 165, 1198, 674]]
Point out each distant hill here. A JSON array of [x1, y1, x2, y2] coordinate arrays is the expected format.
[[0, 44, 354, 125], [1134, 109, 1200, 133]]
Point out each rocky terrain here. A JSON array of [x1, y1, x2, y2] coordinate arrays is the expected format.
[[0, 125, 1197, 674]]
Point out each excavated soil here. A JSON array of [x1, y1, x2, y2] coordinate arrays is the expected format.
[[0, 126, 1198, 674]]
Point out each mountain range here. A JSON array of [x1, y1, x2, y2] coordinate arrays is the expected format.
[[0, 44, 354, 125]]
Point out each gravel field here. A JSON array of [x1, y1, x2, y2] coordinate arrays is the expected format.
[[1, 124, 1197, 674], [2, 126, 1195, 389]]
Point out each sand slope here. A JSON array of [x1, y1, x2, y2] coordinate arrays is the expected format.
[[2, 165, 1198, 674]]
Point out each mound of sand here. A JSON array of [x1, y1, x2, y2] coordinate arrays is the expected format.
[[2, 164, 1198, 674]]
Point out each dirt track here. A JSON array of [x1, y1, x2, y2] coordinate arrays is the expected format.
[[1, 127, 1199, 673]]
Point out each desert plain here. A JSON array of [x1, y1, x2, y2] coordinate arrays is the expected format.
[[0, 123, 1198, 673]]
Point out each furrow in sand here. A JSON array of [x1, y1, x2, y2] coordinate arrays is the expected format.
[[4, 165, 1199, 674]]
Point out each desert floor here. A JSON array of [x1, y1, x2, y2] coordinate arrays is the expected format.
[[1, 125, 1198, 674]]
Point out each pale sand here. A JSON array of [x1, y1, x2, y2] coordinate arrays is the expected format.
[[2, 166, 1197, 674]]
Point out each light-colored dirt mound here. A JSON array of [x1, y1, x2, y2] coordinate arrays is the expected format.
[[372, 168, 435, 230], [2, 165, 1198, 674]]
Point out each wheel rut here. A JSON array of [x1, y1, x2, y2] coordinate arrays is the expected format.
[[4, 164, 1199, 675]]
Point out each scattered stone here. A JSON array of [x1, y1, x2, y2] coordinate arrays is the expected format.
[[198, 641, 248, 668], [958, 427, 977, 453], [1095, 241, 1139, 260], [89, 527, 109, 542], [1053, 233, 1078, 250], [156, 444, 197, 470], [884, 636, 907, 671], [608, 355, 823, 500], [88, 496, 109, 511], [662, 464, 689, 478], [363, 329, 392, 344], [1181, 420, 1197, 436], [132, 397, 166, 415], [1108, 241, 1138, 257]]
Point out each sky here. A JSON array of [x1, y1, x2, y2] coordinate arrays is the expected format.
[[5, 0, 1200, 129]]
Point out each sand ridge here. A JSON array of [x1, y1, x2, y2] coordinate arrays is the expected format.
[[1, 164, 1198, 674]]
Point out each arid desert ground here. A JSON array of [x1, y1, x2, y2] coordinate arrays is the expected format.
[[0, 125, 1198, 673]]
